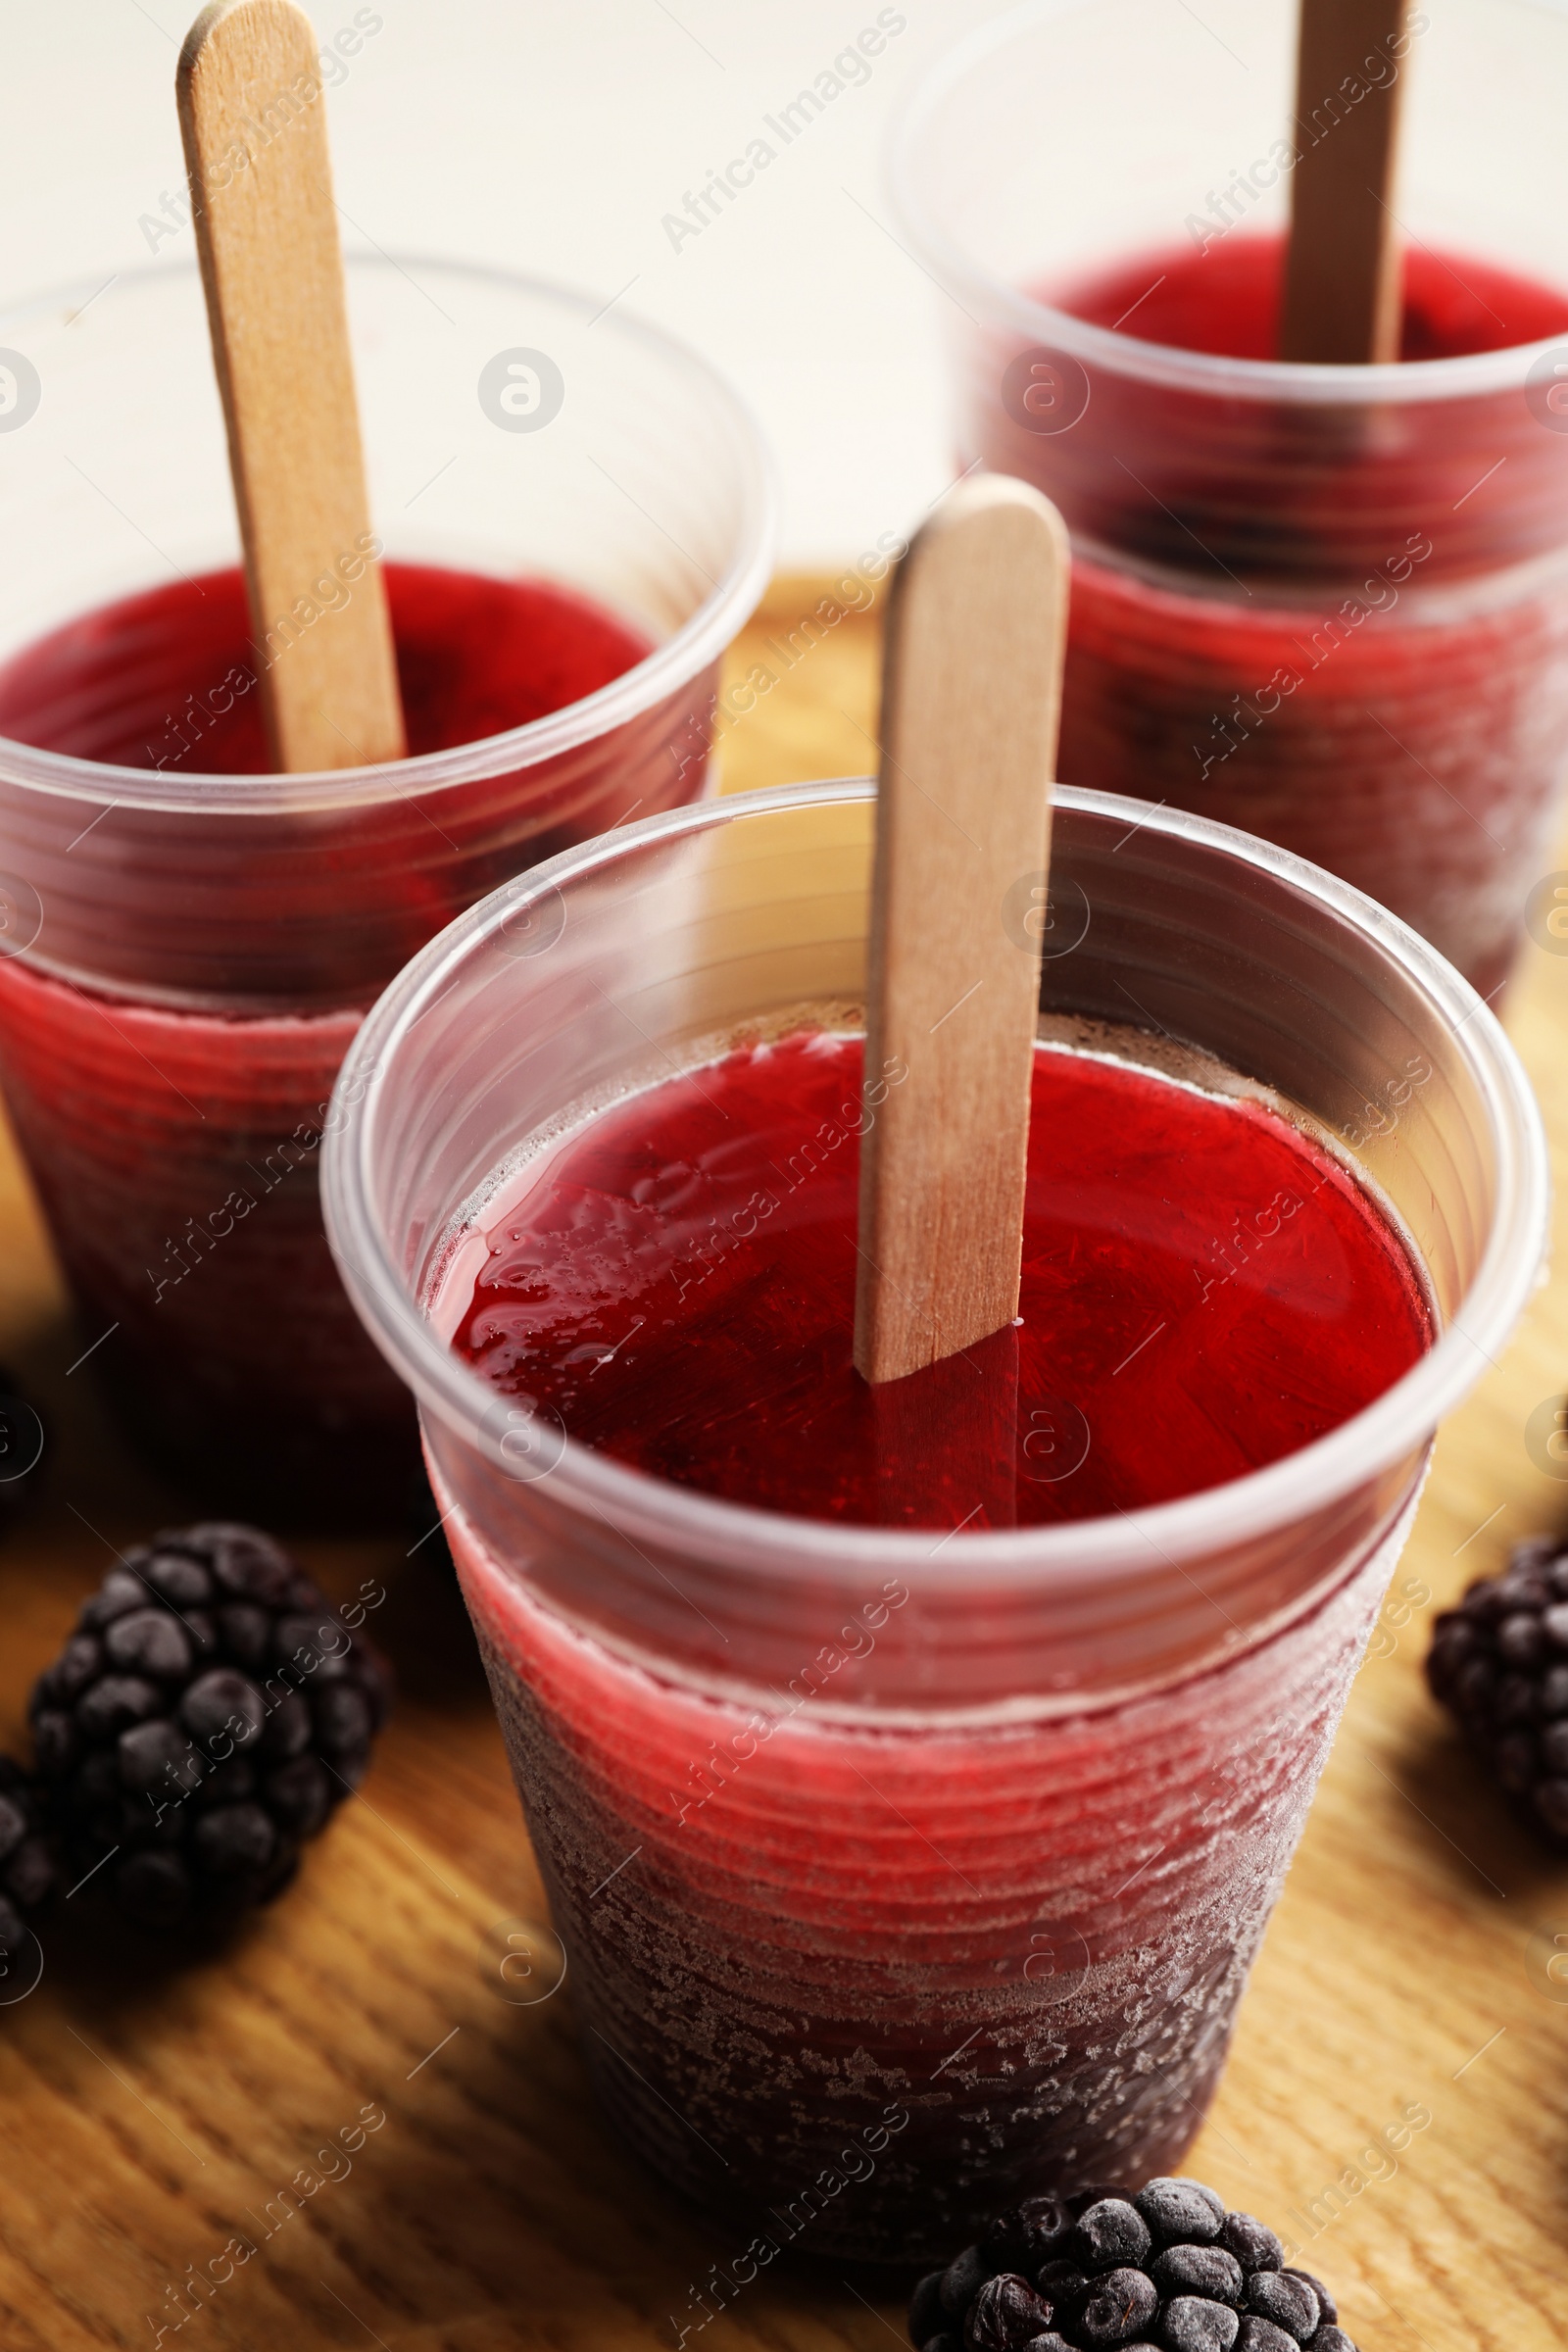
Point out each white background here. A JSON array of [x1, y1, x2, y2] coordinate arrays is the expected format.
[[0, 0, 1016, 567]]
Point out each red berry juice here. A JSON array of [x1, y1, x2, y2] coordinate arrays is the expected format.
[[974, 230, 1568, 997], [437, 1029, 1430, 2256], [0, 564, 654, 775], [0, 565, 710, 1513], [452, 1032, 1427, 1525]]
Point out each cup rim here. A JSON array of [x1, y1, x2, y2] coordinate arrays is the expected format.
[[0, 252, 778, 814], [322, 777, 1549, 1584], [887, 0, 1568, 407]]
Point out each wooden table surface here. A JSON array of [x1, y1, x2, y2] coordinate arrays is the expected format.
[[0, 578, 1563, 2351]]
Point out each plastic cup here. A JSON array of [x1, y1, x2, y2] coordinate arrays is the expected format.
[[890, 0, 1568, 1000], [0, 256, 773, 1515], [321, 780, 1545, 2259]]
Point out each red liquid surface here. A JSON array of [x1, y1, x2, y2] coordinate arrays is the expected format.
[[0, 565, 698, 1517], [0, 561, 650, 770], [1053, 232, 1568, 360], [453, 1032, 1429, 1528]]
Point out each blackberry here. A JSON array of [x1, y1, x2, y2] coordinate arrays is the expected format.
[[907, 2178, 1356, 2352], [0, 1752, 55, 1960], [966, 2275, 1056, 2349], [1425, 1533, 1568, 1842], [29, 1523, 391, 1931]]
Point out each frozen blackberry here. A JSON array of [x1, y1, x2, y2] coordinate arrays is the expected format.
[[1283, 2274, 1334, 2328], [0, 1751, 55, 1958], [1425, 1533, 1568, 1842], [966, 2275, 1057, 2349], [1163, 2296, 1239, 2351], [907, 2179, 1357, 2352], [1244, 2271, 1320, 2341], [1078, 2267, 1157, 2345], [1136, 2180, 1223, 2247], [29, 1523, 391, 1931], [986, 2192, 1078, 2270], [1150, 2247, 1243, 2305], [1073, 2197, 1152, 2273]]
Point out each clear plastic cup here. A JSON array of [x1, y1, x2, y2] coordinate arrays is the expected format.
[[890, 0, 1568, 999], [0, 256, 773, 1515], [321, 780, 1546, 2258]]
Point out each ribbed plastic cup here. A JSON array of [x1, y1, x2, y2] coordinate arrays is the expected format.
[[0, 256, 773, 1517], [890, 0, 1568, 1000], [321, 781, 1546, 2258]]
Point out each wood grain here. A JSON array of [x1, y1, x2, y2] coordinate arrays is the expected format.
[[178, 0, 406, 771], [0, 576, 1561, 2349], [855, 477, 1068, 1385], [1280, 0, 1415, 365]]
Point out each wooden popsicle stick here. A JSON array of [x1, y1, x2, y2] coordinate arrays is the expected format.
[[854, 474, 1069, 1388], [178, 0, 406, 770], [1279, 0, 1416, 364]]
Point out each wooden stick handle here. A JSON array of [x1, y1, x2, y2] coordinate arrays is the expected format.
[[854, 475, 1069, 1387], [1279, 0, 1416, 365], [178, 0, 406, 771]]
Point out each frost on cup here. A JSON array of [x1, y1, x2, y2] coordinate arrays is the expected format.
[[322, 783, 1545, 2258], [0, 258, 771, 1517]]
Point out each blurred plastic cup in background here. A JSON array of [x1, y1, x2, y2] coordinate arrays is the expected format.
[[891, 0, 1568, 1000]]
